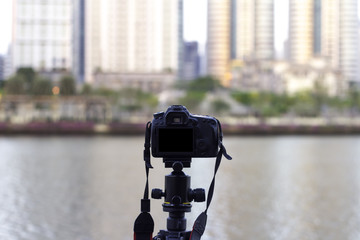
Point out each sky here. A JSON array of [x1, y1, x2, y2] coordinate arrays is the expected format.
[[0, 0, 358, 57]]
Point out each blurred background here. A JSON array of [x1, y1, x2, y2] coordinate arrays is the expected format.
[[1, 0, 360, 239]]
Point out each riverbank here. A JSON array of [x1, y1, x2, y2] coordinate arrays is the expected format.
[[1, 121, 360, 135]]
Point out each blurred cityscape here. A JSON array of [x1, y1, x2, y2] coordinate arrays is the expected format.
[[1, 0, 360, 133]]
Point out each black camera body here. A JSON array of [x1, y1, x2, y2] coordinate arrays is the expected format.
[[151, 105, 219, 159]]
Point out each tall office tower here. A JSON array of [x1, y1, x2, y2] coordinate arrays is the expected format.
[[12, 0, 72, 73], [289, 0, 314, 64], [177, 0, 184, 80], [254, 0, 274, 60], [233, 0, 254, 59], [313, 0, 321, 55], [181, 41, 200, 81], [85, 0, 181, 83], [231, 0, 274, 59], [73, 0, 86, 83], [322, 0, 359, 82], [231, 0, 274, 60], [209, 0, 274, 84], [207, 0, 231, 85]]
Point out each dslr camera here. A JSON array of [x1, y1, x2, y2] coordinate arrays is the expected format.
[[151, 105, 220, 162], [134, 105, 232, 240]]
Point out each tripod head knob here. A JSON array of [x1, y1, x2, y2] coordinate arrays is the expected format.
[[172, 161, 183, 172], [188, 188, 206, 202], [152, 188, 165, 199]]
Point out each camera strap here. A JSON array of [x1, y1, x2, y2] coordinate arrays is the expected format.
[[134, 122, 154, 240], [190, 119, 232, 240]]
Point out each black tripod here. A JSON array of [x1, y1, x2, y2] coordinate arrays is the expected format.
[[151, 159, 205, 240]]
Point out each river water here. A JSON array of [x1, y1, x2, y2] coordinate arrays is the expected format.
[[0, 136, 360, 240]]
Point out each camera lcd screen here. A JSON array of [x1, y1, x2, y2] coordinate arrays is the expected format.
[[158, 128, 193, 153]]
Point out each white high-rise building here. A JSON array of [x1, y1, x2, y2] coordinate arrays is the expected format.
[[234, 0, 255, 59], [322, 0, 359, 83], [234, 0, 274, 60], [255, 0, 274, 60], [12, 0, 72, 73], [85, 0, 181, 83], [289, 0, 314, 64], [207, 0, 231, 85], [207, 0, 274, 85], [289, 0, 359, 83], [72, 0, 86, 83]]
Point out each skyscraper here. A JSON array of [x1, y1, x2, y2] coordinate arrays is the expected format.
[[289, 0, 314, 64], [207, 0, 231, 85], [207, 0, 274, 85], [233, 0, 255, 59], [84, 0, 181, 83], [322, 0, 359, 82], [254, 0, 274, 60], [290, 0, 359, 82], [232, 0, 274, 60], [73, 0, 86, 83], [12, 0, 73, 73], [181, 41, 200, 81]]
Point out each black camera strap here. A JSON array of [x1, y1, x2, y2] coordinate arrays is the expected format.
[[190, 119, 232, 240], [134, 122, 154, 240]]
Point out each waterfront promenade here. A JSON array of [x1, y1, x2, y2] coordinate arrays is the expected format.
[[1, 95, 360, 135]]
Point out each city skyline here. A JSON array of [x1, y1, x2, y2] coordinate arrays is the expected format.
[[5, 0, 358, 83], [0, 0, 337, 57]]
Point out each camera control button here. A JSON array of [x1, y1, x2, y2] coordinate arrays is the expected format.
[[153, 112, 164, 119]]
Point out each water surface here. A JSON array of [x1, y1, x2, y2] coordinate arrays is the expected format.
[[0, 136, 359, 239]]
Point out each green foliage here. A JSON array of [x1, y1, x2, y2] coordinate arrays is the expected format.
[[4, 76, 26, 95], [347, 88, 360, 111], [312, 80, 329, 113], [187, 76, 221, 92], [211, 98, 230, 114], [232, 91, 291, 117], [32, 77, 52, 96], [93, 87, 117, 98], [231, 91, 253, 106], [16, 67, 36, 91], [178, 91, 206, 111], [291, 91, 318, 116], [81, 83, 93, 95], [60, 75, 76, 95], [176, 76, 222, 111], [118, 88, 158, 112]]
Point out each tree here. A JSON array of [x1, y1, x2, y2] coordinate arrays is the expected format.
[[231, 91, 254, 106], [347, 88, 360, 114], [60, 75, 76, 95], [16, 67, 36, 91], [212, 98, 230, 114], [312, 80, 329, 114], [32, 77, 52, 96], [4, 76, 26, 95], [187, 76, 221, 92], [81, 83, 93, 95], [178, 91, 206, 111], [118, 88, 158, 112], [291, 90, 318, 117]]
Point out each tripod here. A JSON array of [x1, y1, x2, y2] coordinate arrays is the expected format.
[[151, 159, 205, 240]]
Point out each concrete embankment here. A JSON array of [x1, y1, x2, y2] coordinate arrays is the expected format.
[[1, 122, 360, 135]]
